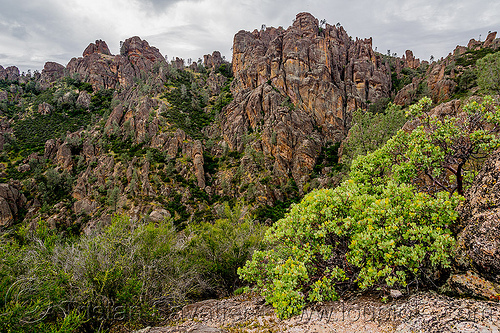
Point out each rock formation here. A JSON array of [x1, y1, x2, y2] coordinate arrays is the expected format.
[[454, 148, 500, 294], [204, 51, 223, 69], [221, 12, 391, 189], [66, 37, 166, 90], [0, 183, 27, 228], [41, 62, 65, 87], [0, 65, 20, 82]]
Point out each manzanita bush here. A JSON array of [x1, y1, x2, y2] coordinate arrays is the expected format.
[[239, 96, 500, 319]]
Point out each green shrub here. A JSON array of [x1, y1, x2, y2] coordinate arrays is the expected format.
[[342, 102, 406, 165], [186, 201, 267, 296], [238, 180, 461, 318], [477, 51, 500, 94], [0, 215, 208, 331], [238, 96, 500, 319]]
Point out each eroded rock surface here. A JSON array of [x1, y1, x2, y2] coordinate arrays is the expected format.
[[134, 292, 500, 333], [455, 148, 500, 288], [221, 12, 391, 190]]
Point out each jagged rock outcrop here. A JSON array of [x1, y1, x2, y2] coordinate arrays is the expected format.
[[394, 79, 421, 106], [402, 50, 420, 69], [83, 39, 111, 57], [204, 51, 223, 69], [41, 62, 65, 87], [222, 12, 391, 189], [484, 31, 498, 48], [0, 183, 27, 228], [454, 148, 500, 291], [67, 37, 166, 90], [38, 102, 53, 115], [426, 61, 457, 103], [0, 66, 20, 82], [171, 57, 184, 70], [76, 91, 91, 108]]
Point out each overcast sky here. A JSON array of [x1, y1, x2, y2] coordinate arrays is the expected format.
[[0, 0, 499, 73]]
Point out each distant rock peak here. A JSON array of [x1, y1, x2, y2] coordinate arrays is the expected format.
[[83, 39, 112, 57]]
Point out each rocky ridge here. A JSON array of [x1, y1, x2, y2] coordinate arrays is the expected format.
[[223, 12, 391, 190]]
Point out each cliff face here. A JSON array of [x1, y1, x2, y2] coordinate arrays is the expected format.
[[221, 12, 391, 189], [66, 37, 166, 90]]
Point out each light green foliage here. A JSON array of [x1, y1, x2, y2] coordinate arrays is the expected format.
[[186, 201, 267, 295], [238, 96, 500, 319], [343, 102, 406, 164], [476, 51, 500, 94], [367, 96, 500, 195], [239, 181, 460, 318]]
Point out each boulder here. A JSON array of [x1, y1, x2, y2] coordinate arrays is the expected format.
[[41, 62, 65, 86], [453, 148, 500, 289], [149, 209, 171, 222], [74, 198, 97, 215], [38, 102, 53, 115], [0, 183, 27, 228], [76, 90, 91, 109]]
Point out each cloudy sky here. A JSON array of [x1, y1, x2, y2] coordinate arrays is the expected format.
[[0, 0, 499, 72]]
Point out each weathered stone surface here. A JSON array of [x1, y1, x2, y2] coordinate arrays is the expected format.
[[17, 164, 30, 173], [402, 50, 420, 69], [0, 66, 20, 81], [204, 51, 223, 69], [454, 148, 500, 287], [149, 209, 171, 222], [76, 90, 91, 108], [83, 39, 111, 57], [484, 31, 498, 48], [0, 183, 27, 228], [394, 81, 419, 106], [55, 142, 73, 171], [223, 12, 391, 190], [67, 36, 166, 90], [192, 140, 206, 189], [446, 271, 500, 301], [206, 70, 227, 95], [38, 102, 53, 115], [73, 198, 97, 215], [468, 38, 482, 50], [41, 62, 65, 86], [44, 139, 60, 159], [171, 57, 184, 70], [135, 292, 500, 333], [426, 62, 457, 104]]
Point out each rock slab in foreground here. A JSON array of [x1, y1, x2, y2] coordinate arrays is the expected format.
[[135, 292, 500, 333]]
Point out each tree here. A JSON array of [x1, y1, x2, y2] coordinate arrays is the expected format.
[[342, 102, 406, 165], [365, 96, 500, 196], [107, 186, 120, 211], [477, 51, 500, 94]]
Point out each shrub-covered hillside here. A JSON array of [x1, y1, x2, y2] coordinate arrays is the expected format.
[[1, 15, 500, 332]]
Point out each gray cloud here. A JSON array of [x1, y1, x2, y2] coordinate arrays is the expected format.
[[0, 0, 498, 73]]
